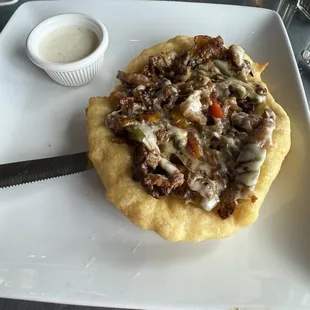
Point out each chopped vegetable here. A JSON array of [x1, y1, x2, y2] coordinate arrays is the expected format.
[[209, 95, 224, 118], [128, 127, 145, 142], [142, 111, 161, 123], [171, 106, 192, 129], [187, 131, 202, 158]]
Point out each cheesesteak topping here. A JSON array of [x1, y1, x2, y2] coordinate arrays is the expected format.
[[105, 36, 276, 219]]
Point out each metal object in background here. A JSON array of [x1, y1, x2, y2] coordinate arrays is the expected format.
[[277, 0, 310, 26], [301, 49, 310, 64], [301, 47, 310, 71], [298, 0, 310, 19], [0, 0, 19, 6], [277, 0, 298, 27], [296, 1, 310, 73]]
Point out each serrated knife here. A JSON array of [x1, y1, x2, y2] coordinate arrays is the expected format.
[[0, 152, 93, 188]]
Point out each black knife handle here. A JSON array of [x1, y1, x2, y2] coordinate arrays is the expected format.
[[0, 152, 92, 188]]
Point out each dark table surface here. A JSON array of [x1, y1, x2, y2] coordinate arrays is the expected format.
[[0, 0, 309, 309]]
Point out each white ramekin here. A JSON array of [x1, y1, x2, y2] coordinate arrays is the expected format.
[[25, 13, 109, 87]]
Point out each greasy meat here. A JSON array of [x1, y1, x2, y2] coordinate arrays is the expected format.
[[105, 35, 276, 219]]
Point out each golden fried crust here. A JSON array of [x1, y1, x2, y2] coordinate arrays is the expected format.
[[86, 36, 291, 242]]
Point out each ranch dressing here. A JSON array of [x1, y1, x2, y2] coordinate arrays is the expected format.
[[39, 26, 99, 63]]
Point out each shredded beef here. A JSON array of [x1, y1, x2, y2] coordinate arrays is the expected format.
[[149, 51, 177, 74], [105, 35, 273, 220], [119, 97, 143, 116], [177, 80, 194, 95], [105, 113, 139, 133], [237, 98, 256, 113], [209, 136, 220, 150], [188, 36, 225, 66], [117, 71, 156, 88], [111, 136, 127, 144], [217, 186, 239, 219], [230, 111, 262, 132], [188, 173, 218, 203], [154, 85, 179, 109], [156, 128, 172, 144], [146, 150, 161, 169], [169, 159, 193, 200], [141, 63, 156, 79], [255, 83, 267, 95], [175, 66, 192, 82], [250, 109, 276, 148], [149, 56, 168, 74], [132, 143, 185, 198], [171, 182, 193, 200], [171, 53, 190, 76], [144, 172, 184, 197], [133, 86, 155, 110], [132, 143, 149, 182]]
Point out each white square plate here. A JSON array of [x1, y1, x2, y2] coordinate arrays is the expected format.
[[0, 1, 309, 309]]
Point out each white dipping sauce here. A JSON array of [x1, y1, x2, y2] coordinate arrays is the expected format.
[[39, 26, 99, 63]]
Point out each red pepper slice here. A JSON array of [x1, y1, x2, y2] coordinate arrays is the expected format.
[[187, 131, 202, 158], [209, 95, 224, 119]]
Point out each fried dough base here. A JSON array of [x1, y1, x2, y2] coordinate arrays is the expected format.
[[87, 36, 291, 242]]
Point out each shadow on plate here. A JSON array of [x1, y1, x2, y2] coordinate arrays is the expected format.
[[14, 44, 48, 81]]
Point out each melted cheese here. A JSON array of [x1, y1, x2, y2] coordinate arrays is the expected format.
[[159, 158, 179, 175], [213, 60, 234, 77], [221, 136, 238, 149], [217, 78, 265, 102], [235, 144, 266, 188], [178, 154, 213, 177], [201, 196, 220, 212], [258, 112, 276, 148], [137, 123, 160, 153], [197, 62, 221, 76], [262, 125, 275, 147], [184, 90, 203, 113], [168, 124, 188, 149], [229, 45, 245, 67], [198, 58, 264, 102], [160, 142, 177, 159], [180, 90, 206, 124], [188, 175, 220, 211]]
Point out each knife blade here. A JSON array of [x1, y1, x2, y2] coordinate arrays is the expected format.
[[0, 152, 93, 188]]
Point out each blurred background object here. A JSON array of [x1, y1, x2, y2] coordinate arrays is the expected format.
[[298, 0, 310, 20], [0, 0, 18, 7]]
